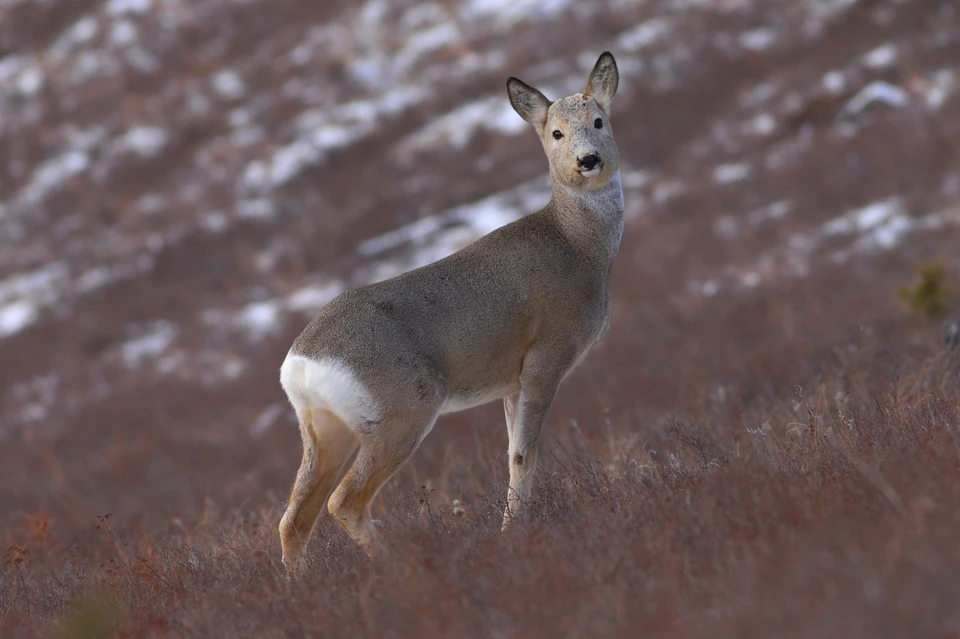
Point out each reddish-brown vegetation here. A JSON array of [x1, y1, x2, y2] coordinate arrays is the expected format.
[[4, 337, 960, 637]]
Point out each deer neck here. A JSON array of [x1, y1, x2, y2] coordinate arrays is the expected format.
[[550, 171, 625, 268]]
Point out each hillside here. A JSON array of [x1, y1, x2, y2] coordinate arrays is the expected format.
[[2, 0, 959, 636]]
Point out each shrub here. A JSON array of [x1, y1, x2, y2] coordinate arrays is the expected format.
[[899, 260, 953, 319]]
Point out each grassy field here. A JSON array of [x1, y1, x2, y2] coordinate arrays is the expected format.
[[4, 327, 960, 637]]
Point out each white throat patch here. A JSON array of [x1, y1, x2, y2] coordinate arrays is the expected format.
[[563, 170, 624, 217]]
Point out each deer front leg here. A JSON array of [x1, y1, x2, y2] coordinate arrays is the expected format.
[[501, 381, 560, 531], [503, 392, 519, 447]]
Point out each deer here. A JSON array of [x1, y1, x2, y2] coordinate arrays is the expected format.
[[277, 52, 623, 570]]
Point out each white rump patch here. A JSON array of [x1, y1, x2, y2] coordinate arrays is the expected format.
[[279, 353, 382, 428]]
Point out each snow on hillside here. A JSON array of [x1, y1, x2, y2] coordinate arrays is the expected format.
[[0, 0, 958, 436]]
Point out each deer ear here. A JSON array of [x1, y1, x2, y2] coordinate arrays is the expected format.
[[507, 77, 550, 128], [584, 51, 619, 113]]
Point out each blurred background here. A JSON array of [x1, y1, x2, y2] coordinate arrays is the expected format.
[[1, 0, 958, 537]]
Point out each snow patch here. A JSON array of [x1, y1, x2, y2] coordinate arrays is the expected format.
[[700, 280, 720, 297], [834, 204, 960, 261], [739, 271, 762, 288], [211, 70, 246, 100], [396, 22, 460, 70], [0, 264, 70, 307], [125, 47, 158, 73], [359, 217, 444, 257], [749, 200, 791, 225], [286, 282, 345, 311], [714, 162, 751, 184], [347, 17, 462, 87], [19, 150, 89, 205], [136, 193, 166, 215], [243, 87, 424, 191], [0, 56, 28, 87], [862, 44, 898, 69], [842, 81, 909, 115], [652, 179, 686, 205], [738, 28, 777, 51], [460, 0, 573, 26], [621, 170, 652, 190], [356, 177, 551, 285], [75, 267, 115, 293], [920, 70, 956, 110], [58, 16, 100, 50], [823, 199, 922, 258], [694, 198, 938, 297], [200, 212, 230, 233], [113, 126, 168, 157], [106, 0, 153, 16], [714, 215, 739, 239], [822, 70, 846, 93], [250, 403, 285, 438], [74, 257, 156, 294], [401, 96, 527, 151], [121, 321, 178, 367], [155, 349, 249, 385], [0, 301, 38, 338], [109, 20, 138, 47], [236, 198, 276, 219], [17, 65, 44, 96], [740, 81, 780, 108], [747, 113, 777, 136], [617, 18, 673, 51], [238, 300, 281, 339], [244, 140, 315, 188], [2, 373, 60, 427], [69, 50, 121, 85], [823, 199, 905, 236]]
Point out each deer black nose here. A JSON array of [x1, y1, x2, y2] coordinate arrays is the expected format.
[[577, 154, 600, 170]]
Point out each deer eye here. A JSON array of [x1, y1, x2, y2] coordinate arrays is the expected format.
[[552, 130, 563, 140], [594, 118, 603, 129]]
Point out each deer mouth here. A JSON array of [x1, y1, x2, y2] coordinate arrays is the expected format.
[[579, 166, 601, 177]]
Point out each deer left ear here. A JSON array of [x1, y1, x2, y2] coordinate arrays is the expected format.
[[584, 51, 619, 113], [507, 77, 551, 128]]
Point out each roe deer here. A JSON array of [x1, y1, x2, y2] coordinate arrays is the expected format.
[[278, 52, 623, 569]]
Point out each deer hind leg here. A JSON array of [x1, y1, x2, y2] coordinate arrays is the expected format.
[[328, 405, 440, 558], [279, 408, 357, 571]]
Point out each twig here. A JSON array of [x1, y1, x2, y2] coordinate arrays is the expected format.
[[3, 546, 31, 615], [831, 445, 907, 518], [96, 515, 180, 592]]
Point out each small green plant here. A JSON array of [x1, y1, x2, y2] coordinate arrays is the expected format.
[[899, 260, 953, 319], [52, 592, 121, 639]]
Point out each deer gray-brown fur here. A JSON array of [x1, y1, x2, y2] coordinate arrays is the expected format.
[[277, 52, 624, 571]]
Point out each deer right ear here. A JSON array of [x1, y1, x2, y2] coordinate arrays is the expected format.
[[584, 51, 619, 113], [507, 77, 550, 128]]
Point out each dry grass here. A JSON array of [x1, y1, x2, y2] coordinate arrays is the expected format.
[[4, 346, 960, 638]]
